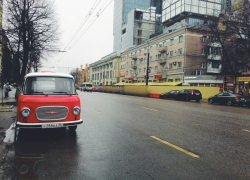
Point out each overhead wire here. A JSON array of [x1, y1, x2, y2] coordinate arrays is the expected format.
[[64, 0, 102, 49], [55, 0, 113, 64], [68, 0, 113, 49], [54, 0, 103, 63]]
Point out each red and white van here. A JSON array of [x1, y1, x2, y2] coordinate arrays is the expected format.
[[17, 72, 83, 131]]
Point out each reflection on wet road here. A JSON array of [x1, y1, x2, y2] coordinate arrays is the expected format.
[[11, 92, 250, 179]]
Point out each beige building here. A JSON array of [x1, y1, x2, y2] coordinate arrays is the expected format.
[[89, 52, 121, 85], [88, 26, 222, 88], [119, 26, 222, 87]]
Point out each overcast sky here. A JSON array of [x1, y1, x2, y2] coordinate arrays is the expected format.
[[40, 0, 114, 73]]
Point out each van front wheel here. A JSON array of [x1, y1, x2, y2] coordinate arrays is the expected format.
[[69, 126, 77, 132]]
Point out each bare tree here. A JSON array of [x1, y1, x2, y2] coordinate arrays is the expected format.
[[70, 69, 80, 85], [201, 0, 250, 90], [3, 0, 59, 84]]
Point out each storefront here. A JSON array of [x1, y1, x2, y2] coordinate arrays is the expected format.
[[236, 75, 250, 98], [224, 75, 235, 92], [183, 75, 223, 91]]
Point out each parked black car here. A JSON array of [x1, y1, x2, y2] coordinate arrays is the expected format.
[[208, 93, 246, 106], [175, 89, 202, 102], [160, 90, 180, 99], [245, 99, 250, 108]]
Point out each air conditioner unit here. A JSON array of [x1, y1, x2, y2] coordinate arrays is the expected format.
[[173, 61, 177, 65]]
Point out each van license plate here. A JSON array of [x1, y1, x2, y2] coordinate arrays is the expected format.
[[42, 123, 63, 128], [196, 93, 200, 95]]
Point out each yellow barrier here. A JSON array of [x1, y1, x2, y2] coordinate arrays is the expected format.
[[103, 86, 220, 99]]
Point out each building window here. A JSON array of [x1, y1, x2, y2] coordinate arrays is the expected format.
[[163, 41, 166, 46], [130, 70, 132, 74], [139, 68, 141, 73], [212, 61, 220, 68], [178, 48, 182, 55], [169, 63, 173, 69], [144, 58, 147, 63], [150, 46, 153, 51], [177, 62, 182, 68], [201, 62, 206, 68], [126, 71, 128, 75], [155, 54, 160, 60], [144, 68, 146, 72], [192, 70, 201, 75], [168, 79, 173, 82], [209, 47, 221, 55], [155, 66, 158, 72], [122, 28, 126, 34], [178, 36, 183, 43], [201, 36, 207, 43], [170, 39, 174, 45], [139, 50, 141, 55], [201, 48, 206, 55], [175, 78, 181, 82], [169, 51, 173, 57], [150, 56, 152, 61], [131, 61, 133, 65], [156, 44, 159, 49]]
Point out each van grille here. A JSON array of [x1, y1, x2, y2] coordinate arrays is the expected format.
[[36, 106, 68, 120]]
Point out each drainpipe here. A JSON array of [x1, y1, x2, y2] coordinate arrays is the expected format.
[[183, 27, 187, 84]]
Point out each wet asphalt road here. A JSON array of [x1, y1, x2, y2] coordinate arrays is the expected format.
[[13, 91, 250, 180]]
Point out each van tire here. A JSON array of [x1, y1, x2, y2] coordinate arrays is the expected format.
[[69, 126, 77, 132]]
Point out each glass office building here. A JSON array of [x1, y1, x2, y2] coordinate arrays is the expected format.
[[113, 0, 162, 51], [162, 0, 221, 25]]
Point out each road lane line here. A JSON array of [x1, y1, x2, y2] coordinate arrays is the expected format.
[[143, 107, 158, 112], [92, 109, 101, 113], [150, 136, 200, 158], [242, 129, 250, 133]]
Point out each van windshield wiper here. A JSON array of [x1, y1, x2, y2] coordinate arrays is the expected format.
[[53, 91, 70, 95], [32, 91, 45, 95]]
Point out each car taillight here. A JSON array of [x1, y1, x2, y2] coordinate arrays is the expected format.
[[191, 90, 193, 95], [234, 97, 240, 100]]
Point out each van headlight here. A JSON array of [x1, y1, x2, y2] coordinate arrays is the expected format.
[[21, 108, 31, 117], [72, 107, 81, 115]]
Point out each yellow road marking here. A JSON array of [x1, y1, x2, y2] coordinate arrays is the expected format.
[[143, 107, 158, 112], [150, 136, 200, 158], [92, 109, 101, 113], [243, 129, 250, 133]]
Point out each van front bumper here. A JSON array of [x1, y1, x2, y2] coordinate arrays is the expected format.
[[16, 119, 83, 129]]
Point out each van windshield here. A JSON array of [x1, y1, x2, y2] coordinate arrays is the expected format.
[[23, 76, 76, 95]]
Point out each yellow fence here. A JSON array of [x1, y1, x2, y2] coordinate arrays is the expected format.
[[103, 86, 220, 99]]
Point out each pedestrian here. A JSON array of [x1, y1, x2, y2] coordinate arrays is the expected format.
[[3, 83, 11, 98]]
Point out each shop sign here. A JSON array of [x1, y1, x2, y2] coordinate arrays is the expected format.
[[226, 83, 234, 87], [129, 77, 134, 80], [237, 77, 250, 82], [184, 76, 222, 80], [241, 72, 250, 75], [119, 71, 125, 77], [154, 74, 162, 78]]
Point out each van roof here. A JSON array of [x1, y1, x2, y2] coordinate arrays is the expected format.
[[24, 72, 74, 79]]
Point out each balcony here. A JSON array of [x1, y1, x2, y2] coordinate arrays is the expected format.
[[207, 65, 221, 73], [131, 65, 137, 69], [158, 46, 167, 53], [207, 54, 221, 60], [158, 57, 167, 64], [132, 56, 137, 60]]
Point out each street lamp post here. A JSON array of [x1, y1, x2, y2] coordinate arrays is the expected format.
[[146, 42, 150, 86]]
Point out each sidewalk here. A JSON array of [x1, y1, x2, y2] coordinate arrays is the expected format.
[[0, 89, 17, 177]]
